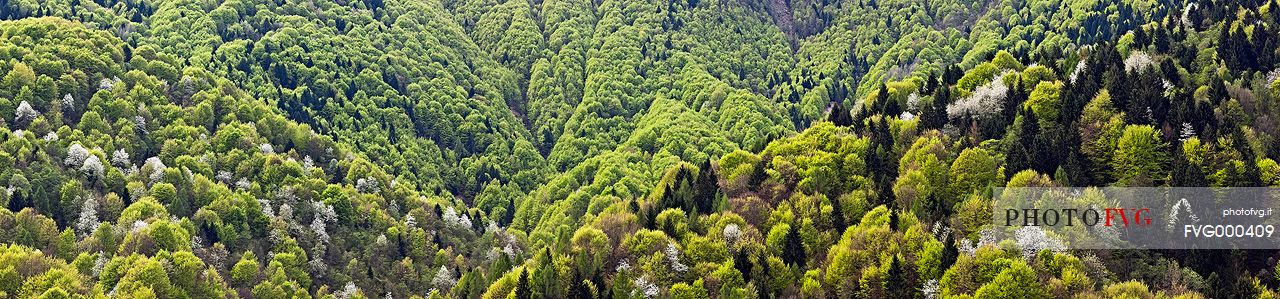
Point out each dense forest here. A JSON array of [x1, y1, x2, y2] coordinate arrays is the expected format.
[[0, 0, 1278, 297]]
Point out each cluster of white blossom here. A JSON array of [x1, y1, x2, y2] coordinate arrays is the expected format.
[[76, 197, 100, 237], [133, 114, 148, 137], [1013, 226, 1064, 260], [258, 198, 275, 218], [1069, 59, 1088, 84], [42, 132, 57, 142], [632, 275, 659, 299], [665, 243, 688, 272], [61, 94, 75, 112], [215, 171, 233, 184], [144, 157, 166, 184], [501, 238, 521, 257], [922, 279, 940, 299], [405, 214, 417, 227], [723, 223, 741, 244], [947, 73, 1008, 120], [311, 201, 336, 244], [336, 282, 360, 299], [1166, 198, 1201, 232], [906, 92, 921, 110], [930, 223, 954, 253], [111, 149, 130, 168], [15, 101, 39, 124], [99, 78, 115, 90], [259, 143, 275, 155], [442, 207, 472, 229], [279, 203, 295, 222], [356, 177, 380, 193], [236, 178, 251, 190], [309, 257, 329, 279], [959, 229, 997, 256], [131, 220, 150, 234], [1123, 51, 1155, 73], [82, 155, 105, 179], [387, 200, 400, 216], [433, 266, 456, 291], [1181, 2, 1199, 28], [900, 111, 916, 121], [92, 251, 108, 277], [1179, 123, 1196, 142], [66, 143, 90, 167], [1268, 69, 1280, 85]]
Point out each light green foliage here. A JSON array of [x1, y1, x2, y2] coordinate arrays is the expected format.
[[1113, 125, 1169, 185], [1025, 81, 1063, 124], [1079, 90, 1125, 181], [974, 259, 1049, 298], [949, 147, 997, 197]]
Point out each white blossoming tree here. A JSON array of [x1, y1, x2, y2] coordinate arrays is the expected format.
[[144, 157, 166, 184], [61, 94, 75, 113], [75, 197, 100, 237], [665, 243, 688, 272], [65, 143, 90, 167], [947, 73, 1008, 121], [1123, 51, 1155, 73], [432, 265, 456, 291], [81, 155, 105, 180], [15, 100, 39, 126], [723, 223, 741, 244]]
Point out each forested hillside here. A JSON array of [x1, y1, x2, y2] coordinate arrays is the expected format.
[[0, 0, 1279, 297]]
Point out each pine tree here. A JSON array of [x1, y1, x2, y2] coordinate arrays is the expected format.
[[888, 207, 900, 231], [828, 102, 855, 126], [943, 65, 963, 85], [923, 87, 949, 129], [886, 255, 909, 299], [1171, 144, 1208, 187], [877, 179, 896, 208], [693, 160, 719, 214], [748, 157, 768, 188], [884, 97, 902, 118], [1272, 0, 1280, 24], [501, 198, 516, 227], [516, 268, 532, 299], [942, 237, 959, 270], [782, 224, 806, 267], [734, 251, 753, 281], [1006, 108, 1043, 176], [568, 272, 591, 299], [831, 197, 847, 232]]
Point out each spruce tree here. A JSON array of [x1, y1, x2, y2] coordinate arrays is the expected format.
[[782, 224, 806, 267], [734, 251, 753, 281], [886, 255, 909, 299], [693, 160, 720, 214], [828, 102, 855, 126], [516, 268, 532, 299]]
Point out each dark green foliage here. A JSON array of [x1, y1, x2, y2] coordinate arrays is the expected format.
[[516, 268, 532, 299], [782, 224, 805, 267]]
